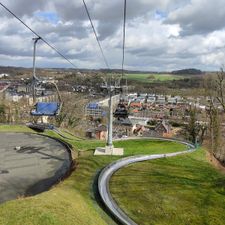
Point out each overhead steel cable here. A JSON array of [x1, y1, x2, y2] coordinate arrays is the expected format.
[[82, 0, 110, 70], [0, 2, 76, 68], [122, 0, 127, 81]]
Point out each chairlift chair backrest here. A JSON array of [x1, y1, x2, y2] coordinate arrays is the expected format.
[[31, 80, 62, 117]]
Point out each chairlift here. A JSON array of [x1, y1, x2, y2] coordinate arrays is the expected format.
[[114, 103, 129, 118], [27, 37, 62, 132], [114, 109, 128, 118], [30, 81, 62, 117], [100, 76, 123, 93]]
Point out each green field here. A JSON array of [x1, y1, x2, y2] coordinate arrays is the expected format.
[[0, 125, 189, 225], [110, 149, 225, 225], [125, 73, 183, 83]]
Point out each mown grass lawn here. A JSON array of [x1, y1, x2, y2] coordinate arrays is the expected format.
[[46, 131, 187, 155], [110, 149, 225, 225], [0, 125, 189, 225], [114, 139, 187, 156]]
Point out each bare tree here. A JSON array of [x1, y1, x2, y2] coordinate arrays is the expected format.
[[204, 70, 224, 161], [0, 104, 6, 123], [215, 68, 225, 111], [186, 106, 207, 145]]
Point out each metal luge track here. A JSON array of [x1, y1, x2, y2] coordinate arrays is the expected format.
[[98, 138, 196, 225]]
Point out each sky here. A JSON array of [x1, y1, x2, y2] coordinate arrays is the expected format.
[[0, 0, 225, 71]]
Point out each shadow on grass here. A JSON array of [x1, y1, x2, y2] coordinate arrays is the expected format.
[[92, 168, 123, 225]]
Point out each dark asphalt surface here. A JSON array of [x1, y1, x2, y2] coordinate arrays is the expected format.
[[0, 132, 71, 204]]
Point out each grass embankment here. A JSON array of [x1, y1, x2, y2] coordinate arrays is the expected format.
[[125, 73, 183, 83], [0, 124, 33, 133], [110, 149, 225, 225], [0, 125, 187, 225], [46, 131, 187, 155]]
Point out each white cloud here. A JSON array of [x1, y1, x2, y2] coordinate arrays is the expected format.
[[166, 0, 225, 36], [0, 0, 224, 71]]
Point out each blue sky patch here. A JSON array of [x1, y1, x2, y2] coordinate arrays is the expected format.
[[35, 11, 59, 24], [154, 10, 167, 20]]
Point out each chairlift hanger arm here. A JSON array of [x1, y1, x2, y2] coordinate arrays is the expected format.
[[49, 81, 62, 105], [32, 38, 62, 110], [32, 37, 42, 82]]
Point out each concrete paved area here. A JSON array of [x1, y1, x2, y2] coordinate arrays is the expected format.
[[94, 146, 124, 155], [0, 133, 71, 204]]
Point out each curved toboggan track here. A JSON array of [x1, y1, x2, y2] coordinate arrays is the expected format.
[[98, 138, 196, 225]]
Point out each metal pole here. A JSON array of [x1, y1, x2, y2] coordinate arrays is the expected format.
[[32, 37, 41, 104], [107, 85, 113, 147]]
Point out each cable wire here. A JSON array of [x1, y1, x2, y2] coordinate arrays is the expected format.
[[122, 0, 127, 80], [0, 2, 76, 68], [82, 0, 110, 70]]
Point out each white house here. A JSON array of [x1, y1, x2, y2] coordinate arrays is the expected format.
[[0, 73, 9, 78]]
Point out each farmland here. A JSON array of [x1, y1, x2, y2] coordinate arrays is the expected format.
[[125, 73, 184, 83]]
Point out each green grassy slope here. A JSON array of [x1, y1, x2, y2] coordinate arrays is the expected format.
[[0, 125, 188, 225], [0, 155, 117, 225], [110, 149, 225, 225]]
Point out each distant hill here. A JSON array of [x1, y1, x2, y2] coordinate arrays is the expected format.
[[0, 65, 204, 76], [171, 68, 203, 75]]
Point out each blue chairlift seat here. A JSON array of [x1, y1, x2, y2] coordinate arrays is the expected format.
[[87, 103, 99, 109], [31, 102, 60, 116]]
